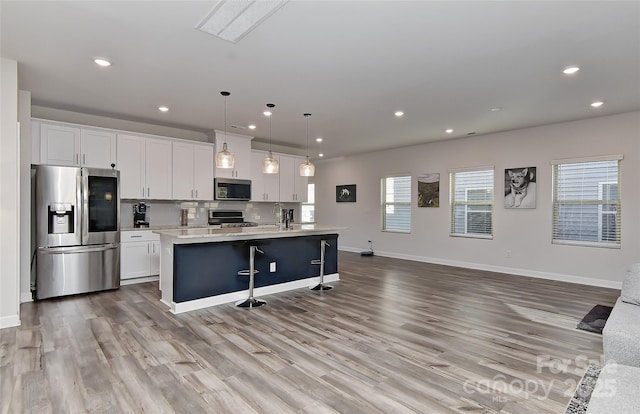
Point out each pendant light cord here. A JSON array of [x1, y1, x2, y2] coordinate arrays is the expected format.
[[305, 113, 311, 160], [224, 94, 227, 145]]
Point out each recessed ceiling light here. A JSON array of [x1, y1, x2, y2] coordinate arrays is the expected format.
[[248, 124, 256, 130], [93, 58, 111, 67], [394, 111, 404, 117], [490, 107, 502, 112], [445, 129, 453, 134], [263, 110, 272, 116], [318, 153, 324, 157], [158, 106, 169, 112], [591, 101, 604, 108], [316, 137, 323, 142], [563, 66, 580, 75]]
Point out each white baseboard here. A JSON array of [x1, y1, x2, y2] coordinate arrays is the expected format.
[[339, 246, 622, 290], [0, 314, 21, 329], [169, 273, 340, 314], [21, 291, 33, 303], [121, 275, 159, 286]]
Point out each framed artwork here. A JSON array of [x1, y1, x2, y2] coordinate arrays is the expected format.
[[418, 173, 440, 207], [504, 167, 536, 209], [336, 184, 356, 202]]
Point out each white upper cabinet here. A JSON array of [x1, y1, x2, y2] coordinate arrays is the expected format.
[[250, 151, 280, 202], [172, 142, 214, 200], [279, 154, 308, 202], [214, 130, 252, 179], [117, 134, 146, 199], [39, 122, 116, 168], [144, 138, 172, 200], [172, 142, 194, 200], [81, 129, 117, 169], [193, 144, 214, 200], [117, 134, 171, 200], [40, 123, 80, 166]]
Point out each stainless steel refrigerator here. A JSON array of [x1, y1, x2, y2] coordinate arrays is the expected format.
[[34, 165, 120, 299]]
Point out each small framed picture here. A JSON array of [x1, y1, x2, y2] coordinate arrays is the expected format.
[[504, 167, 536, 209], [336, 184, 356, 202], [418, 173, 440, 207]]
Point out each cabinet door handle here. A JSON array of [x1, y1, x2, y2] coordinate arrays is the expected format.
[[191, 189, 194, 198], [148, 244, 150, 254], [147, 188, 150, 197], [83, 154, 86, 165], [76, 154, 79, 164], [195, 189, 198, 198], [130, 235, 142, 238], [142, 187, 145, 197]]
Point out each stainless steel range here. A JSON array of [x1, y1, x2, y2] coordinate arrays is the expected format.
[[208, 210, 258, 228]]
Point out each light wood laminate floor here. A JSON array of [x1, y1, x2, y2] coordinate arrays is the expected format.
[[1, 252, 619, 413]]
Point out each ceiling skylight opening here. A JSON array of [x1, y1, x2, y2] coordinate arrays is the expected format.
[[93, 58, 111, 67], [197, 0, 289, 43], [563, 66, 580, 75], [591, 101, 604, 108]]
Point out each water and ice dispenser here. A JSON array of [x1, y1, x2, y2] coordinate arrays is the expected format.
[[47, 203, 75, 234]]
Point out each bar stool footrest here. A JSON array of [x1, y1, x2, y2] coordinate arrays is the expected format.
[[238, 269, 259, 276], [310, 259, 323, 265]]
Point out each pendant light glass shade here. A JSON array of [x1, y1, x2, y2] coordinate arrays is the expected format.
[[262, 103, 279, 174], [300, 113, 315, 177], [300, 158, 315, 177], [215, 91, 235, 169]]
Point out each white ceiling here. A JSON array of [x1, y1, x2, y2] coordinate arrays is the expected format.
[[2, 1, 639, 159]]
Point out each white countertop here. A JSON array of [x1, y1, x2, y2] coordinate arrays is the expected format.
[[153, 224, 344, 243]]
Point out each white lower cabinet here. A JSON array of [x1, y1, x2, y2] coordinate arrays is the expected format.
[[121, 230, 160, 282]]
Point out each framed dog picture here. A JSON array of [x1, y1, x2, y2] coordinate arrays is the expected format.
[[418, 173, 439, 207], [336, 184, 356, 202], [504, 167, 536, 209]]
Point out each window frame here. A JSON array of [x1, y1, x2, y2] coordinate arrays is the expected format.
[[449, 167, 494, 239], [381, 175, 412, 233], [551, 155, 622, 249], [301, 182, 315, 224]]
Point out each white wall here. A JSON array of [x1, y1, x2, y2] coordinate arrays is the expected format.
[[0, 58, 20, 328], [315, 111, 640, 288], [18, 90, 32, 303]]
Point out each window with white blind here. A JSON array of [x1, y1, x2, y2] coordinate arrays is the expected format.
[[382, 176, 411, 233], [552, 157, 621, 248], [450, 168, 494, 238], [301, 183, 315, 223]]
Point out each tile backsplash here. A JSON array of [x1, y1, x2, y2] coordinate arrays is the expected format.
[[121, 200, 301, 228]]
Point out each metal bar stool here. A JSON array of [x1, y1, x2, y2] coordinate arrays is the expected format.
[[310, 239, 333, 291], [236, 245, 266, 308]]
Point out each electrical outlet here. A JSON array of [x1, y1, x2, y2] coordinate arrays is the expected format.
[[270, 262, 276, 272]]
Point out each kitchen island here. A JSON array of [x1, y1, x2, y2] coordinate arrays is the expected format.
[[154, 225, 342, 313]]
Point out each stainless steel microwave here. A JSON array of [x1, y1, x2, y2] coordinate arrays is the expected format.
[[214, 177, 252, 201]]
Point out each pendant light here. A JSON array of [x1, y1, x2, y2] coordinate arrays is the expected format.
[[262, 103, 279, 174], [215, 91, 235, 169], [300, 113, 315, 177]]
